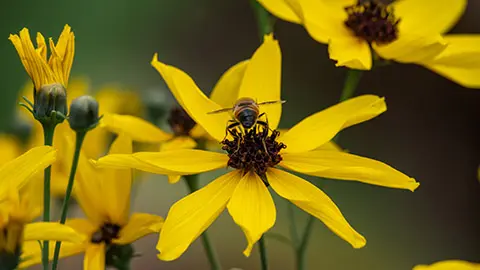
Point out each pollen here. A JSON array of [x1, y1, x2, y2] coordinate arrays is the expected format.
[[344, 0, 400, 45], [90, 223, 121, 245], [222, 125, 286, 179], [167, 107, 196, 136]]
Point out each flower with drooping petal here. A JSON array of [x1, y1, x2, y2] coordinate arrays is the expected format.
[[258, 0, 480, 88], [20, 135, 163, 269], [413, 260, 480, 270], [0, 146, 84, 268], [94, 35, 418, 260]]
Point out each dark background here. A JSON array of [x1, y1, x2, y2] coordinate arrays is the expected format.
[[1, 0, 479, 269]]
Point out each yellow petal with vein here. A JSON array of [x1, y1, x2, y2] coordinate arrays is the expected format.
[[210, 60, 249, 108], [84, 243, 105, 270], [227, 171, 275, 257], [257, 0, 302, 23], [238, 34, 282, 129], [24, 222, 85, 243], [151, 54, 230, 142], [281, 150, 419, 191], [160, 136, 197, 151], [281, 95, 386, 153], [328, 37, 372, 70], [267, 168, 366, 248], [157, 170, 241, 261], [413, 260, 480, 270]]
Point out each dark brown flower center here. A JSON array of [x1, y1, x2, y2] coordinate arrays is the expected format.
[[91, 223, 121, 245], [167, 107, 196, 136], [344, 0, 400, 45], [221, 125, 286, 179]]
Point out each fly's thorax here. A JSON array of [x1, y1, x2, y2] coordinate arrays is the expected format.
[[344, 0, 400, 45], [167, 107, 196, 136], [221, 125, 286, 182]]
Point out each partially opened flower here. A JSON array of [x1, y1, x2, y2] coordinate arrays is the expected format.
[[258, 0, 480, 88], [94, 35, 418, 260], [20, 135, 164, 269], [0, 146, 84, 268], [413, 260, 480, 270]]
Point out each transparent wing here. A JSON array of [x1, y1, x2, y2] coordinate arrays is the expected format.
[[257, 100, 286, 106], [207, 107, 234, 114]]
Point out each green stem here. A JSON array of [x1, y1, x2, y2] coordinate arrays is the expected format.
[[258, 236, 268, 270], [295, 68, 363, 270], [51, 132, 86, 270], [250, 0, 275, 40], [41, 123, 56, 270], [184, 174, 222, 270], [287, 202, 299, 246]]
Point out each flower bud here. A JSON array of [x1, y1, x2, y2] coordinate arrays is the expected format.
[[68, 95, 100, 132], [34, 83, 68, 121]]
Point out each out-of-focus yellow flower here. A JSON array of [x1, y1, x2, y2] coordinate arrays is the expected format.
[[258, 0, 480, 88], [0, 146, 84, 267], [20, 135, 163, 270], [9, 25, 75, 90], [95, 35, 418, 260], [414, 260, 480, 270]]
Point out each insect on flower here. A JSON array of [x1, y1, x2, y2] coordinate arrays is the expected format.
[[207, 97, 285, 134]]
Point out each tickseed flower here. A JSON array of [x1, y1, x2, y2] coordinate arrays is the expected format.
[[413, 260, 480, 270], [94, 35, 419, 260], [99, 57, 251, 152], [257, 0, 480, 88], [20, 135, 164, 269], [0, 146, 84, 269], [10, 25, 75, 120]]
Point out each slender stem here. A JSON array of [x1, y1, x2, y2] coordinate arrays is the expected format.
[[250, 0, 275, 40], [51, 132, 86, 270], [295, 68, 363, 270], [41, 123, 56, 270], [287, 202, 299, 246], [184, 174, 222, 270], [339, 69, 363, 102], [258, 236, 268, 270]]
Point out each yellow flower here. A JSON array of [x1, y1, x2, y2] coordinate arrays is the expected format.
[[0, 146, 84, 264], [413, 260, 480, 270], [257, 0, 480, 88], [20, 135, 163, 269], [99, 58, 250, 152], [94, 35, 418, 260]]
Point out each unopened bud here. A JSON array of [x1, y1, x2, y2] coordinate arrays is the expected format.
[[68, 95, 100, 132], [34, 83, 68, 120]]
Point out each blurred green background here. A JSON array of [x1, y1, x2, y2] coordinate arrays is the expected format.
[[1, 0, 479, 269]]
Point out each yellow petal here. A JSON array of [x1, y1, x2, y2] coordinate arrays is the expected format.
[[373, 33, 447, 63], [20, 240, 85, 268], [100, 113, 173, 143], [424, 65, 480, 89], [281, 150, 419, 191], [257, 0, 302, 24], [422, 35, 480, 68], [157, 170, 242, 261], [160, 136, 197, 151], [94, 149, 228, 176], [238, 35, 282, 129], [266, 168, 366, 248], [210, 60, 249, 107], [24, 222, 85, 243], [65, 218, 97, 236], [300, 0, 351, 43], [151, 54, 230, 142], [84, 243, 105, 270], [168, 175, 182, 184], [281, 95, 386, 153], [393, 0, 466, 35], [328, 37, 372, 70], [114, 213, 164, 245], [227, 171, 275, 257], [0, 146, 56, 198], [413, 260, 480, 270], [317, 141, 342, 151], [101, 134, 133, 225]]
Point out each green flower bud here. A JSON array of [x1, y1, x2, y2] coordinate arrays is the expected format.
[[33, 83, 68, 123], [68, 95, 100, 132]]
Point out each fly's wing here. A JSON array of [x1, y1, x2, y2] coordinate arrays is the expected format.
[[257, 100, 286, 106], [207, 107, 234, 114]]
